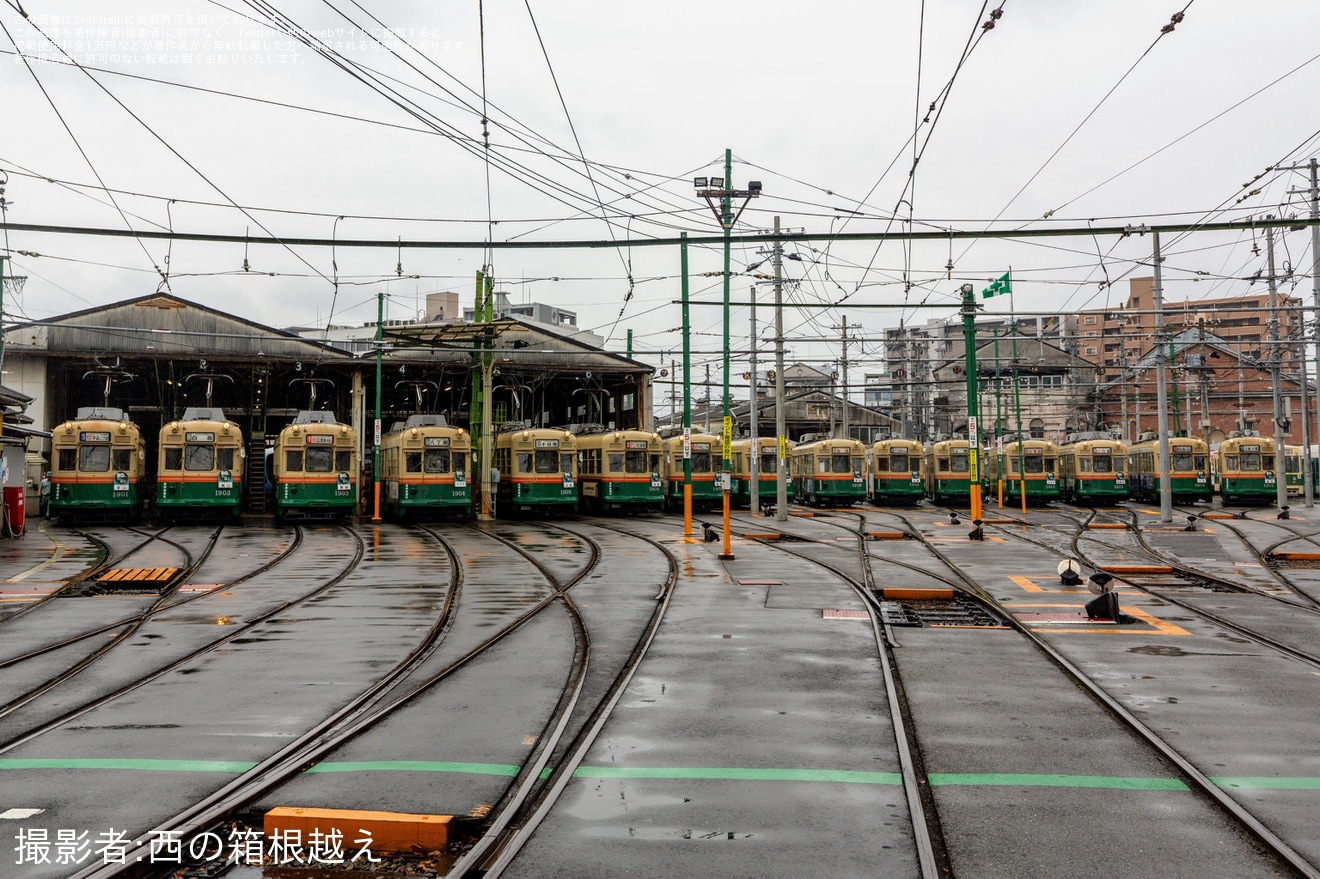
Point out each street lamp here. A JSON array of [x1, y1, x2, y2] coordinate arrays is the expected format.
[[695, 150, 761, 560]]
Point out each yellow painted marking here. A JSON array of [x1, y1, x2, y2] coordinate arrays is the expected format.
[[1141, 509, 1159, 514], [1123, 604, 1191, 636], [1009, 575, 1090, 594], [987, 535, 1006, 542], [1010, 575, 1046, 593], [522, 736, 537, 746], [1013, 602, 1190, 636]]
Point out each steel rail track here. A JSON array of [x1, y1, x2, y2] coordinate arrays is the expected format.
[[0, 526, 303, 672], [0, 525, 221, 718], [737, 512, 944, 879], [0, 524, 378, 753], [911, 510, 1320, 879]]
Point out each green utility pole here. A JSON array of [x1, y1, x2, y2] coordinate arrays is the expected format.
[[372, 291, 383, 522], [681, 233, 693, 536], [691, 147, 765, 551], [960, 283, 982, 522], [994, 329, 1004, 506]]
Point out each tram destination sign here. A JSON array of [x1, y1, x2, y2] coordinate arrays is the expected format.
[[625, 440, 649, 449], [185, 432, 216, 443], [79, 432, 111, 443], [424, 437, 451, 447], [306, 435, 335, 445], [535, 439, 559, 448]]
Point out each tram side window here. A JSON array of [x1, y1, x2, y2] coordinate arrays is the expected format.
[[874, 457, 889, 473], [406, 452, 423, 473], [58, 449, 77, 471], [610, 453, 625, 473], [185, 445, 215, 471], [1194, 455, 1206, 470], [306, 447, 333, 473], [855, 456, 867, 473], [453, 452, 467, 474], [424, 449, 450, 473], [336, 451, 352, 471], [518, 453, 532, 473], [286, 450, 304, 472], [164, 448, 183, 470], [1045, 457, 1056, 473], [1225, 455, 1238, 470], [560, 452, 574, 473], [1259, 454, 1272, 471], [80, 445, 111, 472], [217, 448, 235, 470]]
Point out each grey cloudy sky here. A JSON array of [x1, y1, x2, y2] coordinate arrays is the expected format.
[[3, 0, 1319, 377]]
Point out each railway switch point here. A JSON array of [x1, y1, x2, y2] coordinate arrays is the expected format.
[[968, 519, 984, 541], [1185, 515, 1199, 532], [701, 522, 718, 542], [1278, 505, 1291, 520], [948, 512, 961, 525]]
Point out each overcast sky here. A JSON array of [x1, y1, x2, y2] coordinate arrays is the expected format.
[[3, 0, 1319, 382]]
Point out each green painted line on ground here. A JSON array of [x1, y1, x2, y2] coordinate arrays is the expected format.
[[0, 758, 257, 773], [3, 759, 1315, 793], [1212, 777, 1320, 790], [306, 761, 519, 777], [929, 773, 1189, 790], [571, 767, 904, 784]]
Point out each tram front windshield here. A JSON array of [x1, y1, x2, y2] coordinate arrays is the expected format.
[[625, 450, 649, 473], [1092, 454, 1114, 473], [950, 452, 969, 474], [891, 452, 910, 473], [1239, 452, 1262, 471], [534, 450, 560, 473], [185, 445, 215, 471], [79, 445, 110, 472], [1172, 451, 1194, 471]]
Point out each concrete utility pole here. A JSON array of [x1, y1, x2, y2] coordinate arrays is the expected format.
[[1153, 231, 1173, 523], [840, 317, 850, 440], [773, 217, 788, 522], [1267, 228, 1289, 510]]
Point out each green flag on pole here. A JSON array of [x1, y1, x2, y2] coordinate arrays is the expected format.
[[981, 271, 1011, 299]]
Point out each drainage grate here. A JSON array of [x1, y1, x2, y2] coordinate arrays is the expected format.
[[879, 597, 1003, 628]]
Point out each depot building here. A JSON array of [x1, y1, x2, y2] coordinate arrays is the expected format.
[[2, 292, 654, 513]]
